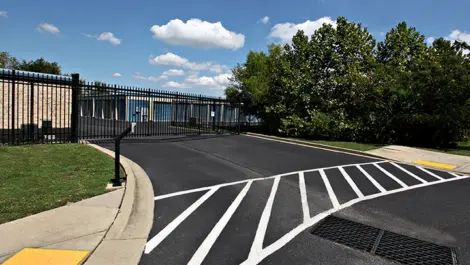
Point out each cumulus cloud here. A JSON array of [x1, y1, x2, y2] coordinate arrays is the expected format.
[[132, 72, 168, 82], [150, 18, 245, 50], [426, 37, 435, 45], [259, 16, 270, 24], [0, 10, 7, 17], [448, 30, 470, 44], [112, 73, 122, 77], [149, 52, 226, 73], [447, 30, 470, 54], [164, 81, 189, 89], [86, 32, 121, 45], [164, 72, 232, 90], [162, 69, 185, 76], [37, 23, 60, 34], [269, 16, 336, 43]]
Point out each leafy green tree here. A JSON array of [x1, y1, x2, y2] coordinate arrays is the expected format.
[[0, 51, 19, 69], [17, 57, 62, 75], [225, 49, 271, 117]]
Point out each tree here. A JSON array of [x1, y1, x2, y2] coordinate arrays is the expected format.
[[17, 57, 62, 75], [0, 51, 19, 69], [225, 49, 271, 117]]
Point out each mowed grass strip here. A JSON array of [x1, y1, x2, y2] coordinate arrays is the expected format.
[[0, 144, 116, 224]]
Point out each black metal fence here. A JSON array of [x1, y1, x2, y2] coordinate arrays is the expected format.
[[0, 69, 243, 145]]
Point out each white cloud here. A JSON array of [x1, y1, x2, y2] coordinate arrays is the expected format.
[[133, 72, 168, 82], [162, 69, 185, 76], [0, 10, 7, 17], [426, 37, 435, 44], [150, 18, 245, 50], [446, 30, 470, 54], [259, 16, 270, 24], [37, 23, 60, 34], [86, 32, 121, 45], [149, 52, 226, 73], [269, 16, 336, 43], [112, 73, 122, 77], [448, 30, 470, 44], [164, 72, 232, 90], [164, 81, 189, 89]]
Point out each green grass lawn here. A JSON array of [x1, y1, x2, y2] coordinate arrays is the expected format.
[[422, 141, 470, 157], [0, 144, 117, 224], [287, 137, 470, 156]]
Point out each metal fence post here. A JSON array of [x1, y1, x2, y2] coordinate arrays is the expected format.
[[11, 70, 16, 143], [212, 100, 216, 132], [237, 99, 241, 135], [71, 73, 80, 143]]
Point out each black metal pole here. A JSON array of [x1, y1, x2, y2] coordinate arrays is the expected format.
[[112, 126, 132, 186], [71, 73, 80, 143], [237, 100, 241, 135], [11, 70, 15, 143]]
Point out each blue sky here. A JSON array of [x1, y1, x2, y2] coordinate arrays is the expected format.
[[1, 0, 469, 96]]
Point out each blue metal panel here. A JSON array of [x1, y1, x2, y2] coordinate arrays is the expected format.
[[153, 102, 171, 121], [128, 99, 149, 122]]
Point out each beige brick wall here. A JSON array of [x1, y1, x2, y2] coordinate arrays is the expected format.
[[0, 80, 72, 129]]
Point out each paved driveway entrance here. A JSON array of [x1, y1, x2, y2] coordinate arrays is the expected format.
[[99, 135, 470, 265]]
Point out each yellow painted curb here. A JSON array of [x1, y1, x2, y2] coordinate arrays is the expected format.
[[414, 160, 457, 170], [2, 248, 89, 265]]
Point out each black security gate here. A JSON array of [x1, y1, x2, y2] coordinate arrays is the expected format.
[[0, 69, 242, 145]]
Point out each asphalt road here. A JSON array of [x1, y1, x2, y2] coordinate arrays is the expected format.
[[100, 135, 470, 265]]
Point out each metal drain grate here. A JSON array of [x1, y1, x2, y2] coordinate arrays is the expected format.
[[376, 231, 456, 265], [311, 216, 457, 265], [311, 215, 381, 252]]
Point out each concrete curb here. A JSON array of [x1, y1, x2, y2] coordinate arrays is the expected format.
[[245, 133, 470, 175], [245, 133, 386, 160], [82, 143, 155, 265]]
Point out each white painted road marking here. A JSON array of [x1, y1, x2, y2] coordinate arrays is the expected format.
[[144, 187, 219, 254], [391, 162, 427, 183], [319, 169, 340, 209], [153, 160, 385, 201], [248, 176, 281, 260], [374, 163, 408, 188], [240, 174, 469, 265], [144, 161, 469, 265], [188, 181, 253, 265], [298, 172, 310, 222], [356, 165, 387, 193], [338, 166, 364, 198], [417, 166, 444, 180]]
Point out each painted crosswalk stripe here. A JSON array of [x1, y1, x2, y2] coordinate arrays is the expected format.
[[298, 172, 310, 222], [374, 163, 408, 188], [319, 169, 340, 209], [248, 176, 281, 259], [416, 166, 444, 180], [391, 162, 427, 184], [355, 165, 387, 193], [188, 181, 253, 265], [338, 167, 364, 198], [145, 187, 219, 254]]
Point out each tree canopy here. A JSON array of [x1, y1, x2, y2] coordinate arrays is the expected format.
[[0, 52, 62, 75], [227, 17, 470, 147]]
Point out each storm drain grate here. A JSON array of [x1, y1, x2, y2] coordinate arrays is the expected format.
[[311, 215, 457, 265], [311, 215, 381, 252]]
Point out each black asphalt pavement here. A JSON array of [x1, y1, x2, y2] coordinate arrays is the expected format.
[[99, 135, 470, 265]]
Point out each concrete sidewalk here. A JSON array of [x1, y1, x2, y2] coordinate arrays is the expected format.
[[366, 145, 470, 174], [0, 145, 154, 265]]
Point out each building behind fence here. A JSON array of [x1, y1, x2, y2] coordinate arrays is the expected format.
[[0, 69, 245, 145]]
